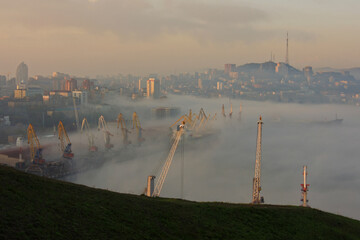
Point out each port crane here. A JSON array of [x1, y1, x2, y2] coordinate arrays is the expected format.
[[117, 113, 131, 145], [252, 116, 264, 204], [81, 117, 98, 152], [58, 121, 74, 159], [98, 115, 114, 149], [72, 96, 80, 131], [229, 103, 233, 118], [301, 165, 309, 207], [148, 122, 185, 197], [27, 124, 45, 164], [222, 104, 226, 118], [132, 112, 144, 143], [170, 110, 194, 130]]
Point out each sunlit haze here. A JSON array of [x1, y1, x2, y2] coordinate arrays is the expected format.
[[1, 0, 360, 76]]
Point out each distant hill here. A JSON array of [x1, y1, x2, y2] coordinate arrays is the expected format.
[[1, 165, 360, 239], [315, 67, 360, 80], [236, 61, 302, 76]]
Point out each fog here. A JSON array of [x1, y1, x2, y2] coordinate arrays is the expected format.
[[65, 95, 360, 220]]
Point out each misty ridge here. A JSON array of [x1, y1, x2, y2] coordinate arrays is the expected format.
[[47, 94, 360, 221]]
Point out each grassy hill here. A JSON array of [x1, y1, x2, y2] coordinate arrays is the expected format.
[[1, 165, 360, 240]]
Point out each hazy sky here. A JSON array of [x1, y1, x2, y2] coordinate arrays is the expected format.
[[1, 0, 360, 77]]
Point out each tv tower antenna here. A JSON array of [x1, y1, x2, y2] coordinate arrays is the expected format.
[[301, 165, 309, 207], [252, 116, 264, 204], [285, 32, 289, 65]]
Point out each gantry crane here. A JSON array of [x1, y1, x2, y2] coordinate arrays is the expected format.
[[98, 115, 114, 149], [27, 124, 45, 164], [58, 121, 74, 159], [148, 122, 185, 197], [252, 116, 264, 204], [132, 112, 144, 143], [81, 117, 98, 152], [117, 113, 131, 145]]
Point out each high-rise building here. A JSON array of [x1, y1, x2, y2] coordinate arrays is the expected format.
[[224, 64, 236, 75], [16, 62, 28, 85], [147, 78, 160, 99], [65, 78, 77, 91], [82, 79, 91, 90], [138, 78, 142, 92], [198, 78, 203, 89]]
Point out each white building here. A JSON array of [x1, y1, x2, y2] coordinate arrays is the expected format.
[[146, 78, 160, 99], [72, 90, 88, 105]]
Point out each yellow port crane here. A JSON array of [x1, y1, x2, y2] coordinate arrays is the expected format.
[[81, 117, 98, 152], [132, 112, 144, 143], [117, 113, 131, 145], [170, 109, 194, 130], [98, 115, 114, 149], [58, 121, 74, 159], [27, 124, 45, 164]]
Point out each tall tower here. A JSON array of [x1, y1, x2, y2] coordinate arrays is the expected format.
[[301, 166, 309, 207], [146, 78, 160, 99], [285, 32, 289, 65], [252, 116, 264, 204]]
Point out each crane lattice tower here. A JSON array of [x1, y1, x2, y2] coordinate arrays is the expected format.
[[252, 116, 264, 204], [301, 165, 310, 207]]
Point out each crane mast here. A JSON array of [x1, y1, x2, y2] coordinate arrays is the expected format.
[[58, 121, 74, 159], [27, 124, 44, 164], [301, 165, 309, 207], [151, 125, 184, 197], [252, 116, 264, 204]]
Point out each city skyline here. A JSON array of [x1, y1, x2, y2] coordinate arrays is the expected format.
[[1, 0, 360, 77]]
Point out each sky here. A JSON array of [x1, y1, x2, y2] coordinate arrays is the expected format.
[[1, 0, 360, 77]]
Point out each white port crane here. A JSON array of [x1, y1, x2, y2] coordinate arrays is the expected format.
[[301, 165, 309, 207], [150, 124, 185, 197], [98, 115, 114, 149], [81, 117, 98, 152], [252, 116, 264, 204]]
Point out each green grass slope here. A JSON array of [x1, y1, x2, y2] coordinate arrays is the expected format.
[[1, 165, 360, 240]]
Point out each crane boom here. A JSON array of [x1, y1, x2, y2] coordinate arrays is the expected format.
[[117, 113, 131, 145], [81, 117, 97, 152], [152, 126, 184, 197], [27, 124, 44, 164], [132, 112, 144, 143], [58, 121, 74, 159], [98, 115, 114, 149]]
